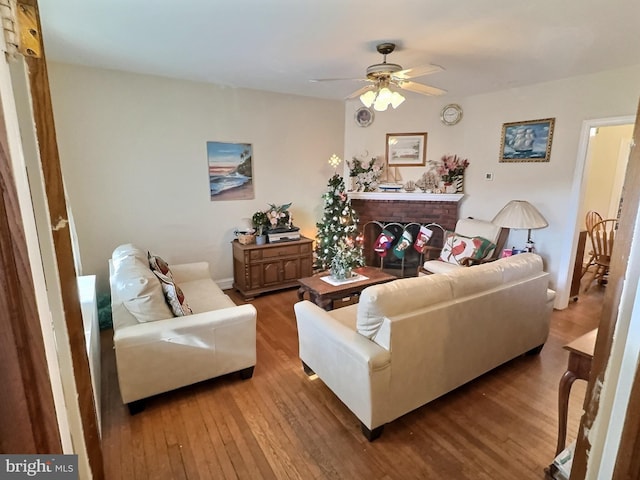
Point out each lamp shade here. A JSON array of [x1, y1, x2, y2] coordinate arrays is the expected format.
[[360, 90, 376, 108], [492, 200, 548, 230]]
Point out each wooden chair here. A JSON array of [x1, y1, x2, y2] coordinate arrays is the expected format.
[[583, 218, 617, 292], [581, 210, 603, 278], [585, 210, 603, 231]]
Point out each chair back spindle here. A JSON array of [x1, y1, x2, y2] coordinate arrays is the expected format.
[[584, 218, 617, 291]]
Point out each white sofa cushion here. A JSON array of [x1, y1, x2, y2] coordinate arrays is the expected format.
[[357, 274, 453, 345], [112, 258, 173, 323], [421, 259, 460, 274], [180, 279, 236, 313], [112, 243, 148, 267], [498, 252, 543, 282], [442, 260, 504, 297]]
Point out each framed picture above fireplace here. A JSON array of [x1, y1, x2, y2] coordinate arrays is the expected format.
[[386, 132, 427, 166]]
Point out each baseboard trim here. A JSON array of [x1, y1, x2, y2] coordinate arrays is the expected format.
[[217, 277, 234, 290]]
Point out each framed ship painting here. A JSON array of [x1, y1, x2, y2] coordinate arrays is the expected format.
[[499, 118, 555, 163], [207, 141, 254, 200]]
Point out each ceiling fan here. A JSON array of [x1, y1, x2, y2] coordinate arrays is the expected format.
[[311, 42, 446, 111]]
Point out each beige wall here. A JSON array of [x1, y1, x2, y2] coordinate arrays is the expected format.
[[48, 63, 345, 292], [344, 64, 640, 307], [49, 62, 640, 304], [582, 124, 634, 222]]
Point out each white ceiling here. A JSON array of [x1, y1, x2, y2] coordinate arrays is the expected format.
[[38, 0, 640, 101]]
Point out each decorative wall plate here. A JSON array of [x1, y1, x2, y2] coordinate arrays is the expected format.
[[355, 107, 374, 127]]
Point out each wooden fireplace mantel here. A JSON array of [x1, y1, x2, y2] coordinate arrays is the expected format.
[[348, 192, 464, 202]]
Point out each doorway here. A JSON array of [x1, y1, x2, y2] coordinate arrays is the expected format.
[[578, 123, 633, 285], [581, 124, 633, 222], [557, 115, 635, 308]]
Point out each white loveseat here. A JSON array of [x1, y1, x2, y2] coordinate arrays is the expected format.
[[109, 244, 256, 411], [294, 253, 554, 440]]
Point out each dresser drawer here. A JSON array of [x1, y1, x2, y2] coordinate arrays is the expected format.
[[262, 244, 300, 258], [300, 242, 312, 253]]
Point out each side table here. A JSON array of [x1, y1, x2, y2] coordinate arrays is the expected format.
[[556, 328, 597, 455]]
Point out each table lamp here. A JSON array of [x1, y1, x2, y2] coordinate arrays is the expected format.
[[492, 200, 548, 252]]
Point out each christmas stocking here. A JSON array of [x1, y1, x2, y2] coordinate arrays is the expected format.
[[374, 229, 395, 257], [413, 226, 434, 253], [393, 230, 413, 258]]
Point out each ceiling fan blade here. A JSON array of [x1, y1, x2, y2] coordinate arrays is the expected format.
[[309, 77, 367, 83], [347, 84, 375, 99], [397, 80, 447, 96], [392, 64, 444, 80]]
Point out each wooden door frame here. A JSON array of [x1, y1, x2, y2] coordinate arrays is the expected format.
[[9, 1, 104, 477], [0, 85, 61, 454], [571, 101, 640, 478]]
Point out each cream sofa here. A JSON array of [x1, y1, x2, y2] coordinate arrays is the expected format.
[[109, 244, 257, 411], [295, 253, 554, 440]]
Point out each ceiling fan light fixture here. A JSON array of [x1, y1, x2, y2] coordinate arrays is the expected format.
[[373, 97, 388, 112], [373, 87, 394, 111], [377, 87, 392, 103], [360, 90, 376, 108], [370, 87, 404, 112], [390, 91, 405, 109]]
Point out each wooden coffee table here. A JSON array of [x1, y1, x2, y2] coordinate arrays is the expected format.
[[297, 266, 396, 311]]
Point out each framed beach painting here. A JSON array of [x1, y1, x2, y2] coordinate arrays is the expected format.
[[386, 132, 427, 166], [207, 141, 254, 201], [499, 118, 555, 163]]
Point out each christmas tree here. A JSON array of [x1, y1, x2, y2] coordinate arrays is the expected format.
[[315, 173, 364, 271]]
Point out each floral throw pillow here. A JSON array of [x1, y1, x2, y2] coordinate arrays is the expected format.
[[148, 252, 173, 279], [152, 270, 193, 317], [439, 232, 495, 266]]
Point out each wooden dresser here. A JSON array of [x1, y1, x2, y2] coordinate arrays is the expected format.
[[232, 236, 314, 299]]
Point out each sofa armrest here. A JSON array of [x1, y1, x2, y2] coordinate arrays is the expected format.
[[295, 301, 389, 368], [170, 262, 211, 283], [294, 300, 391, 428]]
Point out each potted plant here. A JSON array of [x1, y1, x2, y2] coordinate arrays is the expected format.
[[252, 211, 268, 245], [329, 239, 364, 280], [433, 154, 470, 193], [266, 203, 293, 231]]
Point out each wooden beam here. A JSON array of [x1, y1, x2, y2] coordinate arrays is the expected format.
[[611, 101, 640, 479], [571, 100, 640, 478], [16, 0, 104, 477], [0, 94, 60, 454]]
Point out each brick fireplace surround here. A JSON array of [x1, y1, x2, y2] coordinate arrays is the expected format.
[[348, 192, 464, 274], [349, 193, 462, 229]]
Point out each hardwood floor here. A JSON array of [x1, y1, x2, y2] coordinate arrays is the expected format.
[[100, 282, 604, 479]]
